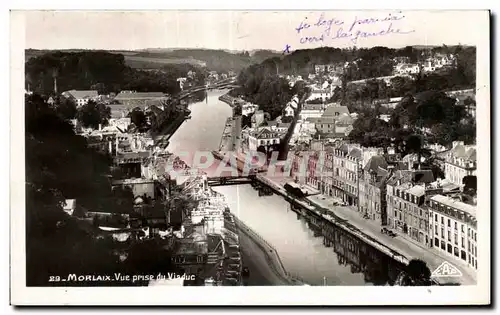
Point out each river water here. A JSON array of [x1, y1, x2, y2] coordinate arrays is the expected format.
[[167, 89, 403, 286]]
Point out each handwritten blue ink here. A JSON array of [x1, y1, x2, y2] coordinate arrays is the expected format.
[[283, 44, 292, 54], [295, 17, 311, 34], [300, 33, 325, 44], [348, 13, 406, 32], [332, 22, 415, 44], [314, 12, 344, 36]]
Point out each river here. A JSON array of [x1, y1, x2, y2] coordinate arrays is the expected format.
[[167, 89, 404, 286]]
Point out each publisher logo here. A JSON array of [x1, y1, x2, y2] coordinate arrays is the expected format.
[[431, 261, 463, 278]]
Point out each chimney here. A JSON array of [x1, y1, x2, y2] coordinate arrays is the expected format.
[[98, 124, 102, 131]]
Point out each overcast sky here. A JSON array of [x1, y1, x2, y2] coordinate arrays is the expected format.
[[23, 10, 488, 51]]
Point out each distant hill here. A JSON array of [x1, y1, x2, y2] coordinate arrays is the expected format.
[[25, 48, 282, 72]]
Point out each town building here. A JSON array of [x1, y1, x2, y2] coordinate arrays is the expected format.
[[358, 156, 390, 224], [251, 110, 265, 128], [444, 142, 477, 186], [61, 89, 99, 107], [299, 103, 324, 121], [111, 178, 162, 200], [386, 169, 436, 246], [241, 103, 259, 116], [247, 127, 282, 152], [428, 194, 477, 270]]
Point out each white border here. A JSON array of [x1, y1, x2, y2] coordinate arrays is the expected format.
[[8, 2, 492, 307]]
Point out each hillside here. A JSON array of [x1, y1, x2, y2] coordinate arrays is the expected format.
[[25, 50, 205, 95], [25, 48, 282, 73]]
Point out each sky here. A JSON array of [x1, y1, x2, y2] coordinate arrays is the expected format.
[[22, 10, 489, 51]]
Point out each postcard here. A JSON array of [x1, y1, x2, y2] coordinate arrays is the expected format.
[[10, 9, 491, 306]]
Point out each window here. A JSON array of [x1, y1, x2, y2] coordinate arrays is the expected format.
[[435, 214, 438, 221], [447, 244, 452, 253], [441, 227, 444, 238], [468, 228, 470, 237], [441, 217, 444, 224], [435, 225, 438, 234], [454, 247, 459, 257], [461, 224, 465, 233], [434, 238, 439, 247], [448, 231, 451, 241], [474, 232, 477, 242], [448, 219, 451, 227], [461, 237, 465, 248], [197, 255, 203, 263], [461, 250, 467, 261], [454, 222, 457, 230], [454, 234, 458, 245], [441, 241, 446, 250]]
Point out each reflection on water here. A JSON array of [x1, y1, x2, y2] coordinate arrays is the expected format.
[[167, 89, 406, 286], [214, 184, 406, 286]]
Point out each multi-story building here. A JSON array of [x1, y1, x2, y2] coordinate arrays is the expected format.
[[359, 156, 390, 224], [247, 127, 282, 152], [114, 91, 168, 108], [428, 194, 477, 270], [299, 103, 324, 121], [444, 141, 477, 186], [386, 169, 436, 246], [61, 89, 99, 107]]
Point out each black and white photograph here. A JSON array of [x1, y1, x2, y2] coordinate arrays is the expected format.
[[10, 8, 491, 305]]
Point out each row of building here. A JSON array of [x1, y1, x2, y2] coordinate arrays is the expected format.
[[288, 140, 478, 271]]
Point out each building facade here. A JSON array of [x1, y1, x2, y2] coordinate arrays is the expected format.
[[428, 194, 477, 270], [444, 142, 477, 186]]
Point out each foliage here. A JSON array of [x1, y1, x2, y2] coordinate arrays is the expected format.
[[129, 107, 148, 129], [25, 51, 205, 95], [405, 259, 432, 286], [463, 175, 477, 196], [76, 100, 111, 129], [54, 96, 78, 120]]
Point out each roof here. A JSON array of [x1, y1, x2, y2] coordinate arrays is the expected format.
[[64, 90, 98, 100], [450, 144, 476, 161], [63, 199, 76, 210], [387, 169, 435, 186], [323, 105, 350, 117], [364, 155, 388, 173], [115, 91, 166, 100], [431, 194, 476, 217], [302, 104, 323, 111], [407, 185, 425, 197], [347, 147, 362, 159]]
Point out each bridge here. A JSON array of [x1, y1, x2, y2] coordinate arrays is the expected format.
[[176, 77, 238, 101], [207, 175, 255, 187]]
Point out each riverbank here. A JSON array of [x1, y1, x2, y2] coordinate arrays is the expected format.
[[232, 214, 304, 286], [210, 149, 476, 286], [218, 93, 246, 107], [153, 109, 190, 147], [257, 173, 477, 286]]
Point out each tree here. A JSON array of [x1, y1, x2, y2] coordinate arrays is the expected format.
[[54, 96, 77, 120], [76, 100, 111, 129], [405, 259, 432, 286], [463, 175, 477, 196], [129, 108, 147, 129]]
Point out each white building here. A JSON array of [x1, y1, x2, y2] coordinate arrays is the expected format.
[[241, 103, 259, 116], [444, 142, 477, 186], [248, 127, 282, 151], [61, 90, 99, 107], [429, 194, 477, 271], [299, 104, 324, 121], [394, 63, 420, 75]]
